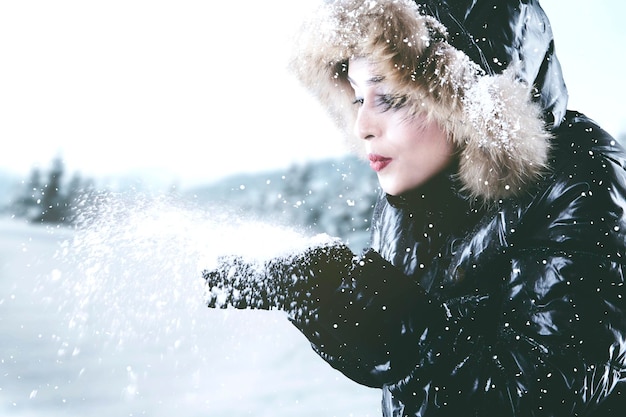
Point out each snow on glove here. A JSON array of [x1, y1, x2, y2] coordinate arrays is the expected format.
[[202, 236, 355, 319]]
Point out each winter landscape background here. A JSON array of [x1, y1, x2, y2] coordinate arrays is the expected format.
[[0, 156, 381, 416], [1, 0, 625, 416]]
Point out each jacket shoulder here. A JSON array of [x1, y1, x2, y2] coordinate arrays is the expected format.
[[516, 112, 626, 257]]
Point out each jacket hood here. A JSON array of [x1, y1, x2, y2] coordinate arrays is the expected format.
[[421, 0, 568, 128], [291, 0, 564, 202]]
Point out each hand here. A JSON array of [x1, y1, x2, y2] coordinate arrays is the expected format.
[[203, 254, 267, 309], [202, 238, 354, 316]]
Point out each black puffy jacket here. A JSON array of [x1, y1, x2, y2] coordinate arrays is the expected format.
[[298, 111, 626, 417], [289, 1, 626, 416]]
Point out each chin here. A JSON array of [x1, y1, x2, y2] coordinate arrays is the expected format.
[[380, 178, 427, 196], [379, 181, 407, 197]]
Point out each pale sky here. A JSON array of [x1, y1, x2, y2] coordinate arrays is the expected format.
[[1, 0, 624, 189]]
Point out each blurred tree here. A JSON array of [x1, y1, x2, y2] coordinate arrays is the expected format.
[[10, 156, 96, 225], [11, 167, 44, 220], [36, 156, 66, 223]]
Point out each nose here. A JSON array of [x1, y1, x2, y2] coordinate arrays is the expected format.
[[353, 104, 381, 140]]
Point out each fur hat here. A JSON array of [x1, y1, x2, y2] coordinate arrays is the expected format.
[[291, 0, 552, 202]]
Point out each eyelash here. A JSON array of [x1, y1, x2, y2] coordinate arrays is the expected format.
[[353, 94, 408, 111]]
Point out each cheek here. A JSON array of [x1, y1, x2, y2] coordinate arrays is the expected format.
[[403, 122, 453, 167], [398, 118, 446, 150], [432, 133, 454, 156]]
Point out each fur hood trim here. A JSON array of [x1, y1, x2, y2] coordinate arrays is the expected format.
[[291, 0, 552, 202]]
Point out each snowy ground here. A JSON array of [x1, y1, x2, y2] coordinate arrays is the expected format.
[[0, 213, 380, 417]]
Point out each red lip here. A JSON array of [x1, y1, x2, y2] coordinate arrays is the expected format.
[[368, 154, 392, 172]]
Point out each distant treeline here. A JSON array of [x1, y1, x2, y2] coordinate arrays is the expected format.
[[187, 156, 379, 249], [5, 155, 379, 247]]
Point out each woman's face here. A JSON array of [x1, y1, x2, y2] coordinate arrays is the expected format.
[[348, 58, 454, 196]]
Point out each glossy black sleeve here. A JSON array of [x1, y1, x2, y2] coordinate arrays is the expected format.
[[290, 248, 458, 388]]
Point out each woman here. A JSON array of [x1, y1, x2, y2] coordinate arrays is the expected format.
[[203, 0, 626, 415]]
